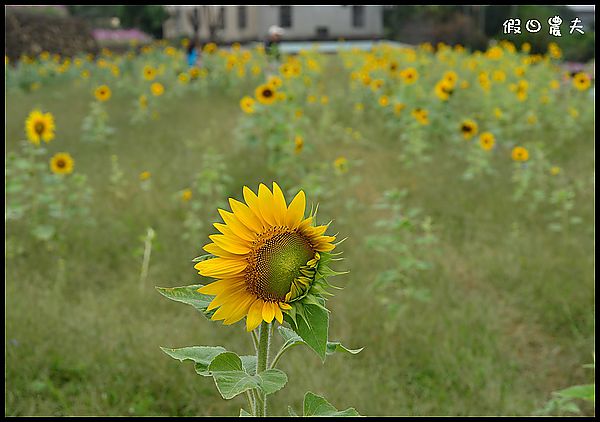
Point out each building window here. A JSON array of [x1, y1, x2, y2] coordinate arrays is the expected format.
[[352, 5, 365, 28], [315, 26, 329, 39], [279, 6, 292, 28], [238, 6, 246, 29], [218, 6, 225, 30]]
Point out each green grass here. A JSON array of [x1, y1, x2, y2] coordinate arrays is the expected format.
[[5, 59, 594, 416]]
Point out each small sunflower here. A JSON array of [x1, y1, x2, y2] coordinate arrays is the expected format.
[[434, 80, 454, 101], [400, 67, 418, 84], [189, 67, 200, 80], [411, 108, 429, 125], [572, 72, 591, 91], [49, 153, 74, 175], [182, 189, 193, 202], [151, 82, 165, 97], [294, 135, 304, 154], [334, 156, 348, 174], [140, 171, 151, 181], [442, 70, 458, 86], [178, 73, 189, 84], [460, 119, 478, 140], [143, 65, 157, 81], [394, 102, 406, 115], [240, 96, 255, 114], [196, 183, 339, 331], [479, 132, 495, 151], [378, 95, 389, 107], [320, 95, 329, 105], [25, 109, 55, 145], [511, 146, 529, 162], [550, 166, 561, 176], [94, 85, 112, 102], [255, 84, 277, 105]]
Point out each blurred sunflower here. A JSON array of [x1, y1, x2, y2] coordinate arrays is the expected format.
[[550, 166, 561, 176], [240, 96, 255, 113], [140, 171, 151, 181], [94, 85, 112, 102], [434, 80, 454, 101], [196, 182, 338, 331], [334, 156, 348, 174], [394, 102, 406, 115], [49, 152, 74, 175], [479, 132, 495, 151], [378, 95, 389, 107], [572, 72, 591, 91], [511, 146, 529, 162], [182, 189, 193, 202], [294, 135, 304, 154], [460, 119, 478, 140], [151, 82, 165, 97], [255, 84, 277, 105], [25, 109, 55, 145], [143, 65, 157, 81], [400, 67, 419, 84], [411, 108, 429, 125]]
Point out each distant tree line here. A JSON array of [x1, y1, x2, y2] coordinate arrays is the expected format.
[[67, 6, 168, 39], [383, 5, 595, 62]]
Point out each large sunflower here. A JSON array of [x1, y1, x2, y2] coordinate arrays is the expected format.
[[25, 109, 55, 145], [196, 183, 338, 332]]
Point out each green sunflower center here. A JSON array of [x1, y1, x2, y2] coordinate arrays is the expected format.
[[247, 231, 314, 301]]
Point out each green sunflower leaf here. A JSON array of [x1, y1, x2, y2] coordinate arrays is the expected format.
[[303, 391, 360, 416], [325, 342, 364, 356], [155, 284, 216, 319], [278, 326, 363, 358], [192, 253, 215, 262], [160, 346, 226, 376], [555, 384, 595, 402], [208, 352, 288, 400], [284, 302, 329, 361]]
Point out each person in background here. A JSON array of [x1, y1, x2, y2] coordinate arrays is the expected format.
[[265, 25, 284, 73], [187, 39, 201, 68]]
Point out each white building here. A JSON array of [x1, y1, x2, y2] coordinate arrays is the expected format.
[[163, 5, 383, 43]]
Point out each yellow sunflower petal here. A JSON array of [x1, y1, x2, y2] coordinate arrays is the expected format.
[[197, 278, 244, 295], [279, 302, 292, 310], [262, 301, 276, 323], [228, 198, 264, 233], [242, 186, 267, 226], [271, 182, 288, 226], [257, 183, 277, 226], [222, 293, 256, 325], [203, 242, 240, 259], [274, 305, 284, 324], [218, 209, 256, 242], [207, 287, 249, 312], [286, 190, 306, 228], [246, 299, 265, 331], [213, 223, 252, 246], [194, 257, 247, 277], [209, 234, 251, 255]]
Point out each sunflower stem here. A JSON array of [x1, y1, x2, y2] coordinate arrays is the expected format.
[[256, 321, 272, 416]]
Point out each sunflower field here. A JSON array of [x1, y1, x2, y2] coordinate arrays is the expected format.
[[5, 39, 595, 416]]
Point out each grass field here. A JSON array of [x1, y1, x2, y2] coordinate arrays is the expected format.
[[5, 45, 595, 416]]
